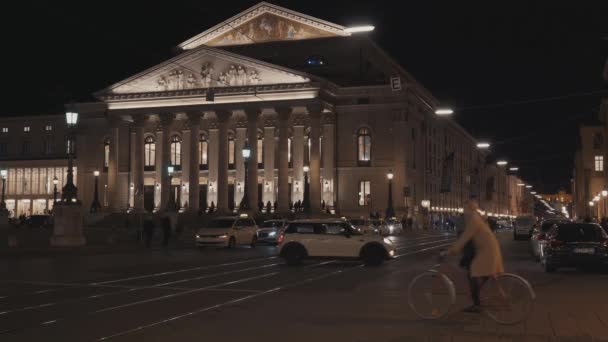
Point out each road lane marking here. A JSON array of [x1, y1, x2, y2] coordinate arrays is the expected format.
[[96, 242, 454, 340], [395, 238, 455, 250]]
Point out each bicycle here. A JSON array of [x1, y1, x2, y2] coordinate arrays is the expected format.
[[407, 252, 536, 325]]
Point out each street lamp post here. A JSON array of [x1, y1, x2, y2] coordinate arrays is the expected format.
[[0, 169, 7, 210], [90, 170, 102, 213], [53, 176, 59, 205], [239, 142, 252, 211], [303, 165, 311, 214], [167, 166, 176, 211], [386, 170, 395, 218], [62, 110, 79, 203]]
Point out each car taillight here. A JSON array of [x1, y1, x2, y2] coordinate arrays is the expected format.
[[277, 233, 285, 244], [550, 239, 564, 248], [537, 233, 545, 241], [602, 239, 608, 248]]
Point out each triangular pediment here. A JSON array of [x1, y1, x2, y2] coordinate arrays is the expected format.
[[99, 45, 311, 96], [179, 2, 349, 50]]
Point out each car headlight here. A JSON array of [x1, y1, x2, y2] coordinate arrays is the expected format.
[[388, 225, 395, 232], [195, 234, 200, 239], [389, 249, 395, 257], [219, 234, 228, 239], [269, 231, 277, 237]]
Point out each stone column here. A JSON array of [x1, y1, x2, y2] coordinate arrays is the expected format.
[[276, 107, 292, 213], [132, 115, 146, 212], [393, 110, 408, 216], [308, 104, 322, 214], [263, 126, 275, 205], [235, 127, 246, 206], [292, 125, 305, 203], [208, 128, 219, 207], [159, 113, 174, 211], [322, 118, 335, 207], [107, 117, 121, 211], [216, 110, 232, 213], [245, 108, 260, 211], [187, 112, 201, 213]]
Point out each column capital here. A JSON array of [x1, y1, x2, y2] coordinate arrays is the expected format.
[[187, 111, 202, 126], [244, 107, 262, 121], [132, 115, 148, 127], [215, 110, 232, 123], [306, 103, 323, 116], [275, 106, 292, 121], [159, 113, 175, 127]]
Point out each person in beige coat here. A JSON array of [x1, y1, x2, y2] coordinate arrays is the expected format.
[[447, 199, 505, 312]]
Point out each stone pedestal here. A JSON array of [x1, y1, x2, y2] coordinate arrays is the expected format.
[[51, 204, 86, 247]]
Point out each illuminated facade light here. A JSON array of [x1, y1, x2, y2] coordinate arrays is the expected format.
[[434, 108, 454, 116], [476, 142, 490, 149], [345, 26, 375, 33]]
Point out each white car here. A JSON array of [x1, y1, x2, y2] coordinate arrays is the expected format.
[[257, 219, 288, 245], [514, 215, 535, 240], [278, 219, 396, 266], [348, 218, 377, 235], [196, 215, 258, 248]]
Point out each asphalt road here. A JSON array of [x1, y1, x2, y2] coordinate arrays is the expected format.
[[1, 230, 607, 342]]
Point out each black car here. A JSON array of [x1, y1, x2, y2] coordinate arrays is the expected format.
[[541, 223, 608, 272]]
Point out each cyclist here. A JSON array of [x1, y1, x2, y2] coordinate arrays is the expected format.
[[444, 199, 504, 313]]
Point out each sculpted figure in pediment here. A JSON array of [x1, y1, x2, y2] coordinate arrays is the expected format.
[[237, 66, 247, 85], [200, 63, 215, 88], [248, 70, 260, 85], [218, 72, 227, 86], [227, 65, 237, 86], [157, 76, 168, 91], [186, 73, 196, 89]]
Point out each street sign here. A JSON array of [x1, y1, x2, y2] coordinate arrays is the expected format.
[[390, 77, 401, 91]]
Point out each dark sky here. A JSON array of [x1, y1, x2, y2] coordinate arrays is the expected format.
[[4, 1, 608, 193]]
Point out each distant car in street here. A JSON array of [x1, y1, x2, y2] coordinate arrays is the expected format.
[[348, 218, 377, 235], [497, 219, 513, 230], [530, 219, 568, 260], [540, 223, 608, 272], [384, 219, 403, 235], [195, 215, 258, 248], [257, 219, 288, 245], [24, 215, 52, 229], [278, 219, 396, 266], [514, 215, 536, 240]]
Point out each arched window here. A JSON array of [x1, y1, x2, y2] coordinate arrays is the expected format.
[[170, 135, 181, 167], [257, 131, 263, 167], [199, 133, 208, 170], [144, 136, 156, 170], [228, 132, 235, 169], [103, 138, 110, 170], [357, 127, 371, 166]]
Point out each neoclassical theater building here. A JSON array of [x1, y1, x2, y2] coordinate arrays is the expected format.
[[0, 2, 520, 219]]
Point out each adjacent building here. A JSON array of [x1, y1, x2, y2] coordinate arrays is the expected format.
[[0, 2, 522, 221]]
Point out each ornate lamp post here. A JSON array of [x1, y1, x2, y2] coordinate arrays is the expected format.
[[386, 170, 395, 218], [302, 165, 311, 214], [0, 169, 7, 210], [167, 166, 176, 211], [52, 176, 59, 204], [90, 170, 102, 213], [239, 142, 251, 211], [62, 110, 79, 204]]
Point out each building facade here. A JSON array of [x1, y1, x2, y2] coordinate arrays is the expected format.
[[0, 3, 520, 220]]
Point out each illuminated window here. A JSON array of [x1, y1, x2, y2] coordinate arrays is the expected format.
[[103, 138, 110, 169], [144, 136, 155, 169], [24, 126, 30, 132], [595, 155, 604, 171], [170, 135, 181, 166], [357, 127, 371, 165], [359, 181, 371, 206], [45, 125, 53, 131], [1, 128, 7, 133], [199, 133, 208, 169]]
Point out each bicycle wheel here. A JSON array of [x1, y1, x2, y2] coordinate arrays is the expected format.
[[480, 273, 536, 325], [408, 271, 455, 320]]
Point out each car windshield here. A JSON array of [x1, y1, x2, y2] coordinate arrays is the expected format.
[[350, 219, 366, 225], [556, 224, 603, 242], [206, 219, 235, 228], [516, 217, 534, 227], [261, 221, 281, 228]]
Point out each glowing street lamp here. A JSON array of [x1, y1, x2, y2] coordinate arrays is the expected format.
[[167, 166, 176, 211], [509, 167, 519, 171], [302, 165, 311, 214], [517, 183, 525, 187], [62, 109, 79, 203], [496, 160, 508, 166], [239, 142, 252, 211], [525, 185, 532, 189], [345, 25, 375, 33], [476, 142, 490, 149], [589, 201, 595, 207], [386, 170, 395, 218], [90, 170, 102, 213], [434, 108, 454, 116]]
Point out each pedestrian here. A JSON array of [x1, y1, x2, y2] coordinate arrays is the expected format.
[[445, 199, 504, 313], [143, 216, 154, 248], [161, 215, 172, 248]]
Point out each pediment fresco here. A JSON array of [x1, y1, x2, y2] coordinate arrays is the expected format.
[[207, 12, 335, 46]]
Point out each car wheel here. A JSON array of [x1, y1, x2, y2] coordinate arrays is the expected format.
[[227, 237, 236, 249], [362, 245, 385, 266], [283, 245, 305, 266], [250, 235, 257, 248]]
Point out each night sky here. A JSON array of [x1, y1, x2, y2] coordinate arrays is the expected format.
[[5, 1, 608, 193]]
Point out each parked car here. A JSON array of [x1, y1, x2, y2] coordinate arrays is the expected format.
[[540, 223, 608, 272], [195, 215, 258, 248], [348, 218, 377, 234], [278, 219, 396, 266], [530, 220, 568, 260], [24, 215, 52, 229], [384, 219, 403, 235], [497, 219, 513, 230], [514, 215, 536, 240], [257, 219, 288, 245]]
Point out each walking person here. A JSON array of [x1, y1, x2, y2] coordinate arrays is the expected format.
[[143, 216, 154, 248], [161, 215, 172, 248], [445, 199, 504, 313]]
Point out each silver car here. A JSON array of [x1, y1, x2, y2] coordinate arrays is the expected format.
[[530, 220, 568, 260], [257, 219, 288, 245]]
